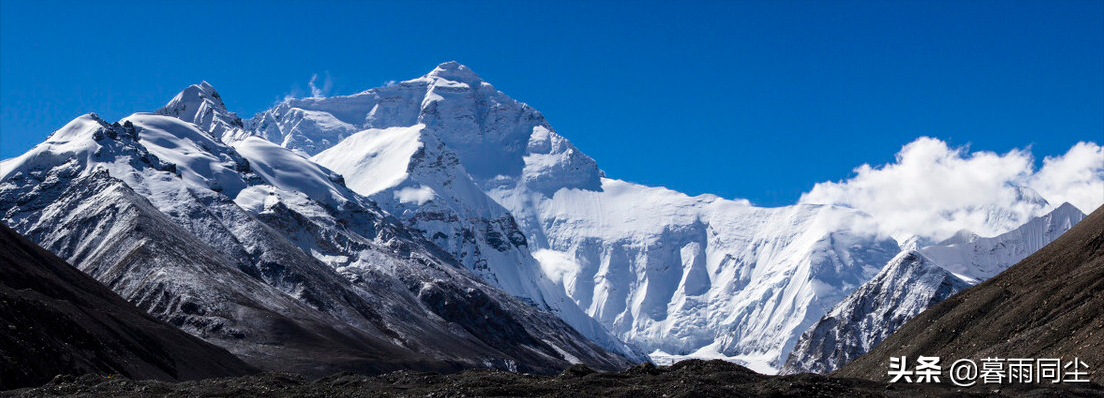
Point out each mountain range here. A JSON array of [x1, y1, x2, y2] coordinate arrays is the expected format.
[[0, 91, 635, 375], [0, 62, 1091, 379]]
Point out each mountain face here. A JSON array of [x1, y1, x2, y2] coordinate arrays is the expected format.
[[782, 204, 1086, 374], [0, 222, 255, 390], [248, 62, 643, 361], [836, 204, 1104, 384], [237, 62, 907, 373], [491, 181, 906, 374], [0, 93, 636, 375], [780, 251, 971, 375]]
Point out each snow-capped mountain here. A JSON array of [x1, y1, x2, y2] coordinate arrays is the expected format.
[[0, 86, 638, 374], [238, 62, 908, 373], [781, 203, 1086, 374], [834, 205, 1104, 385], [247, 62, 642, 361], [921, 202, 1085, 281]]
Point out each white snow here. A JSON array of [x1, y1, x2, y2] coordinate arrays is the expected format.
[[125, 113, 249, 198], [232, 136, 349, 207], [234, 185, 278, 213], [650, 345, 777, 374], [1, 114, 104, 181], [488, 177, 900, 373], [919, 202, 1085, 280], [532, 249, 577, 287], [311, 125, 425, 196], [296, 67, 645, 362]]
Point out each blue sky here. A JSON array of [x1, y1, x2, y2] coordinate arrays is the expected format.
[[2, 0, 1101, 206]]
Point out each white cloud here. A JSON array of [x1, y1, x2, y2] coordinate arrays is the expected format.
[[1030, 142, 1104, 216], [799, 137, 1102, 241]]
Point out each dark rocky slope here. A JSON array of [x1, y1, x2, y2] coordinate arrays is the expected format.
[[837, 204, 1104, 384], [0, 223, 255, 390]]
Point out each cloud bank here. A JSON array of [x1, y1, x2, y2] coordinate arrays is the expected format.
[[799, 137, 1103, 241]]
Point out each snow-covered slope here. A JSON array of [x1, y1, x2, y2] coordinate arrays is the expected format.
[[782, 204, 1086, 374], [0, 85, 638, 374], [237, 103, 358, 156], [494, 179, 900, 373], [780, 251, 970, 374], [244, 62, 904, 373], [920, 202, 1085, 281]]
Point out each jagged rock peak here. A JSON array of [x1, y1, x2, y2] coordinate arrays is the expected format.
[[157, 81, 243, 138]]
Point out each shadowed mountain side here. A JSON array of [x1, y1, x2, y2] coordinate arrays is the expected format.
[[0, 223, 256, 390], [836, 205, 1104, 384]]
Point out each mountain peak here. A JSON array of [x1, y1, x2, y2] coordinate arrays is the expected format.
[[1053, 201, 1085, 217], [161, 81, 226, 113], [424, 61, 483, 85], [1024, 202, 1087, 234], [938, 229, 979, 246], [1012, 185, 1049, 206], [156, 81, 243, 139]]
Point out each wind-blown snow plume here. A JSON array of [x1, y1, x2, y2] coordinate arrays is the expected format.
[[309, 72, 334, 98], [800, 137, 1103, 240]]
